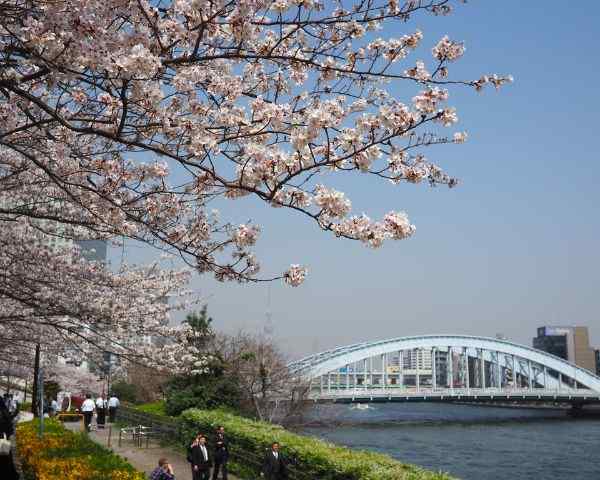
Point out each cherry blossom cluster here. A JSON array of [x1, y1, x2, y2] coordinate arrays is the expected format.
[[0, 0, 512, 294], [0, 216, 199, 371]]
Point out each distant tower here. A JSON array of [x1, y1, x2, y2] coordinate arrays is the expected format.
[[263, 284, 274, 339]]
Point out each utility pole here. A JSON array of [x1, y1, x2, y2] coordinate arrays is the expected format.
[[38, 365, 44, 438], [32, 343, 40, 416]]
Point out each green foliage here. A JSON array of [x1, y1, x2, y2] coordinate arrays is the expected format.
[[164, 373, 241, 417], [43, 381, 61, 401], [163, 305, 243, 416], [184, 305, 215, 351], [179, 408, 456, 480], [135, 400, 169, 417], [110, 381, 139, 403]]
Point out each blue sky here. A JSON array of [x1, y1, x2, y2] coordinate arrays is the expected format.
[[113, 1, 600, 358]]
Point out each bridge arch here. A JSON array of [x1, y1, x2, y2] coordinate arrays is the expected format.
[[289, 335, 600, 400]]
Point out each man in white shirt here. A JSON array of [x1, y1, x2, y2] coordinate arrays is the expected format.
[[80, 394, 95, 432], [95, 395, 107, 428], [50, 399, 59, 416], [108, 394, 120, 423]]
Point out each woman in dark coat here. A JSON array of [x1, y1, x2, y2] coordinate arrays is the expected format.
[[0, 398, 18, 480]]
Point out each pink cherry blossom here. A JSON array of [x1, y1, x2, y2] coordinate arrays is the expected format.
[[0, 0, 512, 365]]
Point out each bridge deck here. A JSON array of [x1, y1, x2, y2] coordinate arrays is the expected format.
[[310, 388, 600, 404]]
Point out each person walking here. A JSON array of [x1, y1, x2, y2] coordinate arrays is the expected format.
[[188, 433, 211, 480], [150, 457, 176, 480], [212, 426, 229, 480], [50, 398, 59, 417], [80, 394, 95, 432], [108, 394, 120, 423], [261, 442, 288, 480], [95, 395, 107, 428]]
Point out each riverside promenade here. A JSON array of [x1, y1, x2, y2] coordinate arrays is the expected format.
[[81, 425, 239, 480]]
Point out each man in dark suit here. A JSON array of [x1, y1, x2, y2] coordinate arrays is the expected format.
[[261, 442, 287, 480], [188, 434, 211, 480], [212, 426, 229, 480]]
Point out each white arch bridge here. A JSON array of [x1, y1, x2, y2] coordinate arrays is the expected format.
[[288, 335, 600, 405]]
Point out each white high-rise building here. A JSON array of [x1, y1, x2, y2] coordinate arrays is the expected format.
[[402, 349, 432, 374]]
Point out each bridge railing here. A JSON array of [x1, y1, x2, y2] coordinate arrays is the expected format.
[[309, 387, 597, 399]]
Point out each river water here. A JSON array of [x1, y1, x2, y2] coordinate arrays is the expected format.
[[299, 403, 600, 480]]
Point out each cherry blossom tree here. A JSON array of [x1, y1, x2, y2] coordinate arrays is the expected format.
[[46, 362, 105, 396], [0, 0, 513, 393], [0, 218, 197, 370], [0, 0, 511, 288]]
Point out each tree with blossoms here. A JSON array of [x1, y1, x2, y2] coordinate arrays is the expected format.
[[0, 0, 511, 289], [0, 218, 196, 364], [0, 0, 512, 393]]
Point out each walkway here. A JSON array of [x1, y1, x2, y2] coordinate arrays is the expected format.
[[71, 424, 239, 480]]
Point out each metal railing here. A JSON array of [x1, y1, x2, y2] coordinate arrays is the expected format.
[[56, 413, 85, 431], [117, 425, 162, 448], [310, 387, 600, 400]]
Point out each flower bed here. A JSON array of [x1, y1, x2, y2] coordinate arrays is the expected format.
[[16, 419, 145, 480], [180, 408, 455, 480]]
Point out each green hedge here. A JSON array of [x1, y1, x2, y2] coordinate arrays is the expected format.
[[179, 408, 455, 480]]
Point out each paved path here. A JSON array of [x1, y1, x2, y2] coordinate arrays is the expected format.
[[17, 411, 34, 423], [64, 423, 238, 480]]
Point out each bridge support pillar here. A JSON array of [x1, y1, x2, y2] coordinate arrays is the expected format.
[[543, 366, 547, 390], [382, 353, 387, 390], [432, 347, 437, 391], [497, 351, 502, 389], [448, 347, 453, 391], [464, 347, 469, 391], [416, 348, 420, 392], [479, 349, 485, 389], [558, 372, 562, 391], [346, 364, 350, 391], [399, 350, 404, 390]]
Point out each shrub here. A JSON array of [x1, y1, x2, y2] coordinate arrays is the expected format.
[[179, 408, 455, 480], [135, 400, 169, 417], [164, 374, 241, 416], [110, 381, 139, 403], [16, 419, 145, 480]]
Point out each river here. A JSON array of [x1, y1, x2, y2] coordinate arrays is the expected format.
[[299, 403, 600, 479]]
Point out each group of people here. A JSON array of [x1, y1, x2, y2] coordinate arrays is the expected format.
[[150, 427, 288, 480], [79, 393, 120, 431], [187, 426, 230, 480]]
